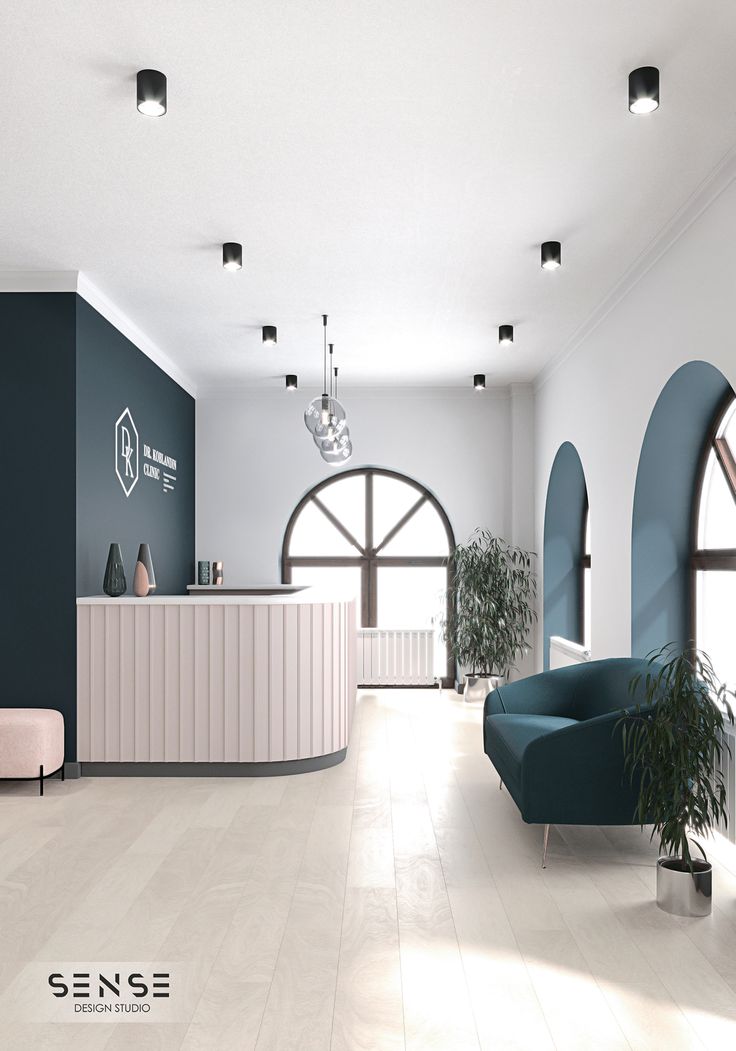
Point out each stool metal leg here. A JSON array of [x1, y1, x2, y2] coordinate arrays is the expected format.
[[61, 764, 65, 782], [542, 823, 550, 868], [40, 764, 44, 797]]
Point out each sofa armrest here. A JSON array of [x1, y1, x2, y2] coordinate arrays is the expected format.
[[484, 665, 582, 722], [518, 704, 656, 825]]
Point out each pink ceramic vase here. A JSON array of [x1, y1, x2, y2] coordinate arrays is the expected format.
[[133, 560, 150, 597]]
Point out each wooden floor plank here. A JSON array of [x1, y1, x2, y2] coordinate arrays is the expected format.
[[2, 687, 736, 1051]]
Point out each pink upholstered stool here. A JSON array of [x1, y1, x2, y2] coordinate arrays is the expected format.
[[0, 709, 65, 795]]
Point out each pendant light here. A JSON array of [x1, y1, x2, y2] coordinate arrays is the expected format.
[[303, 317, 352, 460], [137, 70, 167, 116], [314, 345, 347, 440], [318, 367, 351, 456], [541, 241, 561, 270], [629, 66, 659, 114], [222, 243, 242, 271], [499, 325, 514, 345], [304, 322, 347, 439], [304, 316, 331, 435], [320, 366, 352, 463], [262, 325, 277, 345], [474, 374, 486, 390], [321, 441, 353, 465], [285, 374, 298, 390]]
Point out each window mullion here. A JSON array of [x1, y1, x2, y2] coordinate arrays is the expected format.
[[311, 494, 364, 554], [714, 436, 736, 507], [374, 495, 427, 554]]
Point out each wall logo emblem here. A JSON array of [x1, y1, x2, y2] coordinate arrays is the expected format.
[[115, 407, 139, 497]]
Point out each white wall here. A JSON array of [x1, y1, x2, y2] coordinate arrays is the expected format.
[[197, 386, 534, 588], [534, 171, 736, 666]]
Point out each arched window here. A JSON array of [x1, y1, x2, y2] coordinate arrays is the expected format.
[[543, 441, 589, 667], [694, 393, 736, 688], [582, 500, 591, 651], [282, 468, 454, 632]]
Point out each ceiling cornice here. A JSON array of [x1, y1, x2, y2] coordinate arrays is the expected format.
[[534, 140, 736, 393], [0, 270, 198, 398], [75, 274, 198, 397]]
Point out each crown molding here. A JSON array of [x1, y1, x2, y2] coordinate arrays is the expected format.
[[76, 274, 197, 397], [0, 270, 197, 397], [534, 141, 736, 393]]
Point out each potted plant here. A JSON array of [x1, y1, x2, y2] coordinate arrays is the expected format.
[[619, 645, 734, 916], [441, 529, 537, 703]]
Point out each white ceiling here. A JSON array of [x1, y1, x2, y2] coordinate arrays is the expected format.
[[2, 0, 736, 391]]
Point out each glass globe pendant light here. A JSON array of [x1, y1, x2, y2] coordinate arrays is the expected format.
[[304, 316, 334, 435], [314, 366, 346, 448], [303, 316, 352, 461], [313, 345, 347, 440], [319, 366, 352, 463], [321, 439, 353, 465]]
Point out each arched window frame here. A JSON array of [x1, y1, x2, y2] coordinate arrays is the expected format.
[[580, 495, 591, 651], [691, 389, 736, 643], [281, 467, 455, 633]]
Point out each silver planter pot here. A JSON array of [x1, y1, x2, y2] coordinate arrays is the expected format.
[[464, 675, 504, 704], [656, 857, 712, 917]]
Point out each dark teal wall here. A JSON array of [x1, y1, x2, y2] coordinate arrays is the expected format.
[[75, 298, 195, 596], [631, 361, 732, 657], [0, 294, 78, 761], [0, 292, 195, 764], [543, 442, 588, 669]]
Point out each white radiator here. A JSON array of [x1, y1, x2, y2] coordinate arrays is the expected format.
[[357, 629, 435, 686], [549, 635, 591, 670]]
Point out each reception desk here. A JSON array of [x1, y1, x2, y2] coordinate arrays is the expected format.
[[76, 589, 357, 774]]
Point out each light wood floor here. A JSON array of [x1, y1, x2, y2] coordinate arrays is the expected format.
[[2, 688, 736, 1050]]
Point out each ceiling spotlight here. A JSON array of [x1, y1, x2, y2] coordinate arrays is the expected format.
[[629, 66, 659, 114], [262, 325, 277, 346], [541, 241, 561, 270], [222, 242, 242, 271], [285, 374, 298, 390], [474, 374, 486, 391], [499, 324, 514, 346], [136, 69, 167, 116]]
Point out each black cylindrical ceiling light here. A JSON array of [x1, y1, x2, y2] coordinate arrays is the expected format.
[[499, 324, 514, 346], [222, 242, 242, 271], [541, 241, 561, 270], [474, 374, 486, 390], [285, 374, 298, 390], [629, 66, 659, 114], [262, 325, 277, 346], [136, 69, 167, 116]]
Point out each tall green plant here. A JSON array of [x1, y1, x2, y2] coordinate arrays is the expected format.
[[619, 645, 734, 871], [441, 529, 537, 676]]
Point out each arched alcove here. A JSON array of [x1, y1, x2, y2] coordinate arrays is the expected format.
[[631, 360, 733, 657], [543, 442, 589, 669]]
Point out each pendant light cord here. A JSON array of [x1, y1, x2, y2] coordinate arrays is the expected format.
[[329, 344, 334, 400], [322, 315, 328, 397]]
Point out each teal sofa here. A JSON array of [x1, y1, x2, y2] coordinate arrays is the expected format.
[[483, 658, 656, 831]]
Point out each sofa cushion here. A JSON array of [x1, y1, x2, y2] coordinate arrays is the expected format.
[[486, 713, 579, 773]]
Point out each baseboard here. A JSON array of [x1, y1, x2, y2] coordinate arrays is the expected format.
[[359, 682, 439, 689], [80, 748, 347, 778], [64, 762, 81, 779]]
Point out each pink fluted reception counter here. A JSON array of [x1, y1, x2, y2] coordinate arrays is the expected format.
[[76, 589, 357, 775]]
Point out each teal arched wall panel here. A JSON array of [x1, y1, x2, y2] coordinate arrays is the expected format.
[[631, 360, 732, 657]]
